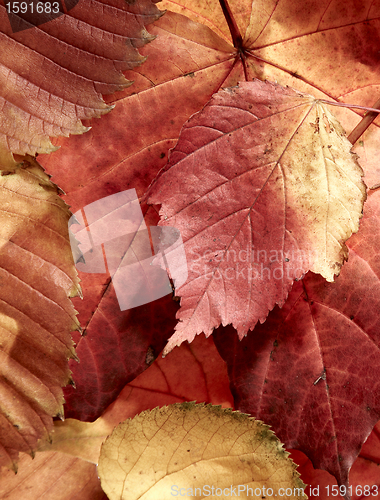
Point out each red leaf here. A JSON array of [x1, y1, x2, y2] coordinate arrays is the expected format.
[[290, 420, 380, 499], [63, 291, 179, 421], [0, 452, 107, 500], [213, 189, 380, 490], [147, 80, 366, 355], [0, 0, 162, 164]]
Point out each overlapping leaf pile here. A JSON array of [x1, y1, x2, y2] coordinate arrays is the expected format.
[[1, 0, 380, 498], [0, 0, 161, 471], [0, 334, 235, 498]]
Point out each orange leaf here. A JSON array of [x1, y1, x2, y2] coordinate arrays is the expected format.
[[0, 452, 106, 500]]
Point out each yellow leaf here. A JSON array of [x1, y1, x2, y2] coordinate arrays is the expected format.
[[98, 402, 307, 500]]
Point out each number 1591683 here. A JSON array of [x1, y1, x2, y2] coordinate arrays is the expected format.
[[325, 484, 378, 497], [5, 2, 60, 14]]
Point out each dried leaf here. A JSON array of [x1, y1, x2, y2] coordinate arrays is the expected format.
[[0, 0, 162, 166], [0, 155, 80, 469], [0, 452, 106, 500], [98, 403, 307, 500], [62, 288, 179, 421], [213, 188, 380, 489], [148, 80, 366, 354]]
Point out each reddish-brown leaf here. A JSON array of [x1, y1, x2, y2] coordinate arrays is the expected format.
[[0, 0, 162, 166], [291, 419, 380, 499], [213, 188, 380, 490], [63, 288, 179, 421], [0, 452, 107, 500], [147, 80, 366, 354], [349, 421, 380, 499], [0, 156, 80, 470]]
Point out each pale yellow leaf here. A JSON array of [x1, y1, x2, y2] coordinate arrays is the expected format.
[[98, 403, 307, 500]]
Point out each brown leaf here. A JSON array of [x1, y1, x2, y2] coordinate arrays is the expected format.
[[0, 155, 80, 470], [0, 0, 162, 166], [0, 452, 106, 500]]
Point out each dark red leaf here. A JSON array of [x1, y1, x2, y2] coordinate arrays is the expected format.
[[214, 189, 380, 490]]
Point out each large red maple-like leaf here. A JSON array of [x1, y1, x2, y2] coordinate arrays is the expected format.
[[147, 80, 366, 354], [213, 188, 380, 491]]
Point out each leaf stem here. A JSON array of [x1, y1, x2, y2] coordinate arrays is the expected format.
[[219, 0, 243, 49], [347, 98, 380, 145], [318, 98, 380, 145]]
